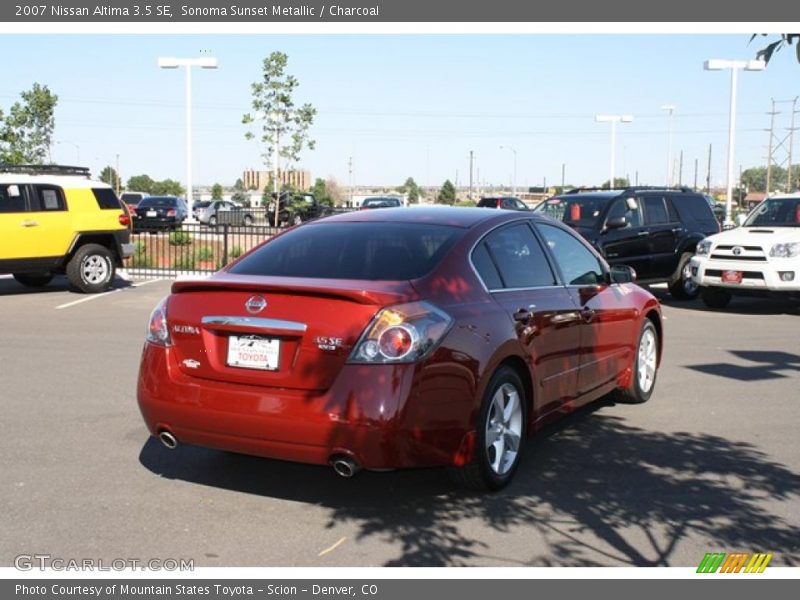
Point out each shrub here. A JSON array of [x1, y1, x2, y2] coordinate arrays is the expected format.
[[133, 240, 147, 254], [172, 254, 197, 270], [229, 245, 244, 259], [195, 246, 215, 261], [129, 253, 152, 268], [169, 231, 193, 246]]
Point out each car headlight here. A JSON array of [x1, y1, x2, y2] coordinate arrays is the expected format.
[[696, 240, 713, 256], [769, 242, 800, 258]]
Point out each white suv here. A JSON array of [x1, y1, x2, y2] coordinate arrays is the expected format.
[[690, 194, 800, 308]]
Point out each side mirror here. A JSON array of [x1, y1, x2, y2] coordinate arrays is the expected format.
[[609, 264, 637, 284], [606, 216, 627, 230]]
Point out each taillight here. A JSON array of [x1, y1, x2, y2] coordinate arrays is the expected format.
[[496, 199, 502, 208], [146, 297, 172, 346], [119, 214, 131, 226], [167, 209, 177, 217], [347, 301, 453, 364]]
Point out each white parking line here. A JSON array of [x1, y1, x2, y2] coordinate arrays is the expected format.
[[55, 279, 161, 310]]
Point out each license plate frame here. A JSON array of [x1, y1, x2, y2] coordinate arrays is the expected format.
[[146, 210, 157, 218], [721, 270, 743, 284], [226, 335, 280, 371]]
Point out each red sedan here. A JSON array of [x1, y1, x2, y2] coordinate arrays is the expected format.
[[137, 207, 662, 490]]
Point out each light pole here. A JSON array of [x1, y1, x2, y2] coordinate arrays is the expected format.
[[661, 104, 676, 187], [499, 145, 518, 196], [595, 114, 633, 189], [158, 56, 218, 223], [704, 58, 765, 226]]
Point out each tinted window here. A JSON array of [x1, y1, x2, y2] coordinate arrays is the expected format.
[[537, 195, 610, 228], [477, 198, 500, 208], [744, 197, 800, 227], [92, 188, 122, 210], [471, 242, 503, 290], [483, 223, 556, 288], [673, 194, 716, 223], [537, 223, 605, 286], [229, 222, 463, 280], [30, 185, 66, 212], [121, 193, 144, 204], [138, 197, 177, 208], [0, 184, 27, 213], [606, 197, 642, 227], [643, 196, 669, 225]]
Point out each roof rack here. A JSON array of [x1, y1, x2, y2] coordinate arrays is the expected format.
[[0, 164, 91, 178], [564, 185, 694, 195]]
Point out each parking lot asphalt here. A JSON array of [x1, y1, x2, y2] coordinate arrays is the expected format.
[[1, 275, 798, 568]]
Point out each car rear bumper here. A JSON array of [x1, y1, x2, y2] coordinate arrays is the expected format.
[[690, 256, 800, 292], [137, 343, 471, 470], [133, 217, 181, 230]]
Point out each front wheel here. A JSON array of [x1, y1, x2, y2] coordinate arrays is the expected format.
[[448, 366, 527, 491], [700, 286, 732, 309], [613, 319, 659, 404], [243, 215, 254, 226], [13, 272, 53, 287], [208, 215, 217, 227], [66, 244, 115, 293], [668, 253, 699, 300]]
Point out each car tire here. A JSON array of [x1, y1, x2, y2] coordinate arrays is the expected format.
[[66, 243, 115, 294], [209, 215, 217, 227], [613, 319, 659, 404], [700, 286, 732, 309], [668, 252, 699, 300], [447, 366, 527, 491], [13, 272, 54, 287], [243, 215, 254, 227]]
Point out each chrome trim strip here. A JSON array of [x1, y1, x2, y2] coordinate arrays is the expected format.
[[201, 316, 307, 333]]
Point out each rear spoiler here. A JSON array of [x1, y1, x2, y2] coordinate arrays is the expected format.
[[171, 274, 416, 306]]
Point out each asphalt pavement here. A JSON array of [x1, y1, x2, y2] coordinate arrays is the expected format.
[[1, 275, 798, 567]]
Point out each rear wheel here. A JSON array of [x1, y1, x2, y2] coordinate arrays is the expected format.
[[668, 252, 699, 300], [700, 286, 732, 309], [448, 366, 526, 491], [243, 215, 254, 226], [209, 215, 217, 227], [13, 272, 53, 287], [66, 244, 115, 293], [613, 319, 659, 404]]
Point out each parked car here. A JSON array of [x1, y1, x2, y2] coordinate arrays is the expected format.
[[137, 207, 662, 490], [534, 187, 720, 299], [267, 192, 332, 226], [120, 191, 149, 216], [197, 200, 256, 226], [192, 200, 211, 220], [360, 196, 403, 210], [690, 193, 800, 308], [477, 196, 529, 211], [132, 196, 188, 232], [0, 164, 133, 293]]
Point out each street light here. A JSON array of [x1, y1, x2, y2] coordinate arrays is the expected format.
[[499, 145, 518, 196], [661, 104, 676, 187], [157, 55, 218, 223], [704, 58, 765, 226], [595, 114, 633, 189]]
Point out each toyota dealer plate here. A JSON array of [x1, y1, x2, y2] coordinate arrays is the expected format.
[[227, 336, 280, 371], [721, 270, 743, 284]]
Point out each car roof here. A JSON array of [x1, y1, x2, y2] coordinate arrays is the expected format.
[[0, 173, 111, 189], [321, 206, 550, 228]]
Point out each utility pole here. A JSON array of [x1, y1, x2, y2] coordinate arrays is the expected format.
[[561, 163, 566, 193], [468, 150, 474, 200], [766, 99, 779, 194], [788, 97, 799, 191], [348, 156, 353, 206], [678, 150, 684, 186], [694, 158, 698, 191], [115, 154, 121, 196], [706, 144, 712, 192], [635, 171, 639, 186]]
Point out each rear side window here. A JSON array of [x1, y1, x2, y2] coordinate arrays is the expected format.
[[229, 222, 464, 281], [92, 188, 122, 210], [0, 184, 27, 213], [471, 243, 503, 290], [642, 196, 670, 225], [29, 185, 66, 212], [672, 194, 716, 224], [482, 223, 556, 288], [537, 222, 605, 286]]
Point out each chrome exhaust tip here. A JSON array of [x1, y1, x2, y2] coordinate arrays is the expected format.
[[331, 455, 360, 478], [158, 430, 178, 450]]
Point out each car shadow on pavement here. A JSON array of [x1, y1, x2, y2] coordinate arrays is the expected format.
[[645, 286, 800, 316], [0, 275, 133, 296], [686, 349, 800, 382], [138, 401, 800, 567]]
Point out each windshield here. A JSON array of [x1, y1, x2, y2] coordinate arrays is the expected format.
[[535, 196, 607, 228], [743, 198, 800, 227], [138, 197, 176, 208], [229, 222, 464, 280]]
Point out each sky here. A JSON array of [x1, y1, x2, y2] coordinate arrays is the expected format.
[[1, 34, 798, 191]]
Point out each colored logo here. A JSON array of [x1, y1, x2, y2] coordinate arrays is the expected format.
[[245, 295, 267, 314], [697, 552, 773, 573]]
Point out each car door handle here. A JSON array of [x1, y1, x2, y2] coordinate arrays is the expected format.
[[580, 307, 596, 323], [513, 305, 536, 323], [671, 227, 683, 233], [20, 220, 39, 227], [637, 231, 649, 237]]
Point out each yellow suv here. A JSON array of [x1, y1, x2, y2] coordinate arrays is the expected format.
[[0, 165, 134, 293]]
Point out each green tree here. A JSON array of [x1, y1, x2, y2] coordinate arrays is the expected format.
[[152, 179, 184, 196], [126, 174, 155, 194], [242, 52, 316, 222], [399, 177, 420, 204], [752, 34, 800, 65], [0, 83, 58, 165], [211, 183, 224, 200], [312, 178, 332, 207], [437, 180, 456, 205], [99, 166, 121, 191], [600, 177, 630, 190], [741, 165, 787, 193]]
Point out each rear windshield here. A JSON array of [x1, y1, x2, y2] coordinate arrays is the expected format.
[[138, 197, 176, 208], [92, 188, 122, 210], [535, 195, 609, 228], [672, 194, 716, 223], [744, 198, 800, 227], [229, 222, 464, 280], [363, 198, 400, 207]]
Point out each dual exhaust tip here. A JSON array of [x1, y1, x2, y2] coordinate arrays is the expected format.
[[158, 430, 361, 478]]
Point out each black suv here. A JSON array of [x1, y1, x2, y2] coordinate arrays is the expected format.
[[477, 196, 529, 211], [267, 192, 332, 226], [534, 187, 720, 299]]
